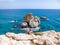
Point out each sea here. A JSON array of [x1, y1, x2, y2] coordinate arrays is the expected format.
[[0, 9, 60, 34]]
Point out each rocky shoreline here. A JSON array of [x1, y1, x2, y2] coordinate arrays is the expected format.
[[0, 30, 60, 45]]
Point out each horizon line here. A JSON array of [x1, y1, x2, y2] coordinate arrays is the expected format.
[[0, 9, 60, 10]]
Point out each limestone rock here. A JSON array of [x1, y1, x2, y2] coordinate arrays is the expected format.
[[24, 13, 33, 23], [21, 22, 28, 28], [0, 30, 60, 45], [33, 30, 60, 45], [29, 16, 40, 28], [23, 13, 40, 28]]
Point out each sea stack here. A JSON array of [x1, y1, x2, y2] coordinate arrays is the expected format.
[[21, 13, 40, 28]]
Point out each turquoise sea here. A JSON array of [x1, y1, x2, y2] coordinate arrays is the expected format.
[[0, 9, 60, 34]]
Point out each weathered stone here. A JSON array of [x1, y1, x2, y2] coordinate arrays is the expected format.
[[22, 13, 40, 28], [1, 30, 60, 45], [24, 13, 33, 23], [21, 22, 28, 28]]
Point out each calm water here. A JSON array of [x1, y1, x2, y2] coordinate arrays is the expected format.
[[0, 9, 60, 34]]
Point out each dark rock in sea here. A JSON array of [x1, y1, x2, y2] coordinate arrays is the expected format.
[[40, 16, 47, 20]]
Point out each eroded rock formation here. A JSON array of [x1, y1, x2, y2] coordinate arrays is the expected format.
[[22, 13, 40, 28]]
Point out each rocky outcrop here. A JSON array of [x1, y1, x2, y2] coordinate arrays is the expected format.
[[0, 35, 31, 45], [0, 30, 60, 45], [33, 30, 60, 45], [22, 13, 40, 28]]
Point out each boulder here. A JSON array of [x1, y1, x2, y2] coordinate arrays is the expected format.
[[21, 22, 28, 28]]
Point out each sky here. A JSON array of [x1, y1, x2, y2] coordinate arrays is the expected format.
[[0, 0, 60, 9]]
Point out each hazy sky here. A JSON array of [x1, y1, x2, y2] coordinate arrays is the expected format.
[[0, 0, 60, 9]]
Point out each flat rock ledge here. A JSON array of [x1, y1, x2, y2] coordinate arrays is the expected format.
[[0, 30, 60, 45]]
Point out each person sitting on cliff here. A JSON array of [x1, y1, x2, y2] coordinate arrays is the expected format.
[[27, 28, 36, 43], [27, 28, 33, 35]]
